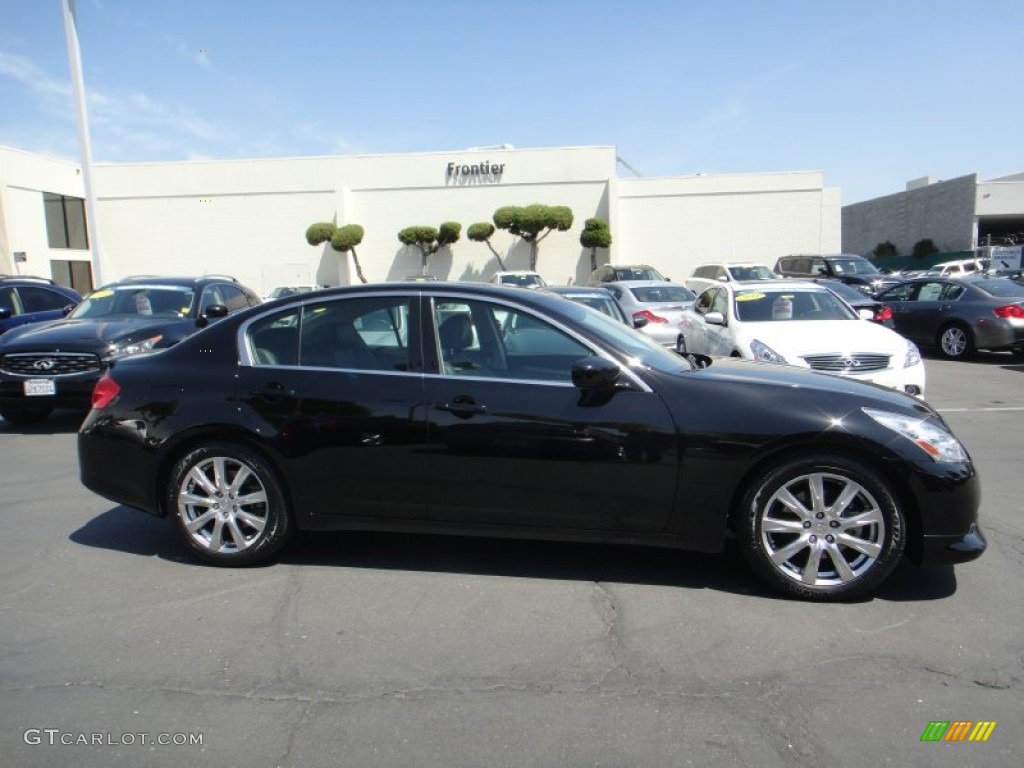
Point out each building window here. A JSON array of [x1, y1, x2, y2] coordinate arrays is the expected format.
[[50, 259, 94, 294], [43, 192, 89, 250]]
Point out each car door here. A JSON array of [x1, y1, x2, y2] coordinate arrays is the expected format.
[[681, 286, 715, 354], [703, 287, 735, 355], [236, 292, 434, 520], [899, 280, 958, 343], [419, 294, 678, 533]]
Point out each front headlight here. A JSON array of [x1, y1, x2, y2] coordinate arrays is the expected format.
[[750, 339, 787, 363], [903, 340, 922, 368], [105, 335, 163, 361], [863, 407, 969, 462]]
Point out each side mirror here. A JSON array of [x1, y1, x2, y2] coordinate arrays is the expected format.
[[572, 356, 621, 391], [197, 304, 229, 328], [0, 307, 11, 320], [632, 316, 649, 330], [62, 304, 75, 316], [704, 311, 725, 326], [858, 309, 875, 321]]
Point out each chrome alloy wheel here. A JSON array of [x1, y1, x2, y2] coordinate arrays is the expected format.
[[940, 326, 968, 358], [759, 471, 885, 587], [177, 456, 270, 554]]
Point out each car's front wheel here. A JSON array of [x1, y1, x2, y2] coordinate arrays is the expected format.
[[0, 404, 54, 425], [167, 443, 291, 566], [736, 454, 905, 601]]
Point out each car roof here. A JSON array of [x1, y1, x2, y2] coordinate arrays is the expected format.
[[544, 285, 610, 295], [604, 279, 687, 287], [96, 275, 241, 289], [727, 280, 829, 292]]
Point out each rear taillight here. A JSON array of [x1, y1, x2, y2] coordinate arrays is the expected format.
[[875, 305, 893, 322], [993, 304, 1024, 319], [91, 373, 121, 410], [634, 309, 668, 324]]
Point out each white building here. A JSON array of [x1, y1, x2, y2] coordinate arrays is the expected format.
[[1, 144, 840, 295]]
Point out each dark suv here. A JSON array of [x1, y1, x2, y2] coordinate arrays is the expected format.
[[0, 275, 260, 424], [0, 276, 82, 336], [774, 255, 901, 295]]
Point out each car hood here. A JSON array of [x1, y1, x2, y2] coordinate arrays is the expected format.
[[738, 319, 909, 358], [667, 356, 936, 419], [0, 316, 185, 353]]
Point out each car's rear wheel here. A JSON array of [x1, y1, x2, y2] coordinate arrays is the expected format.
[[0, 404, 54, 424], [938, 323, 975, 359], [736, 454, 905, 601], [167, 443, 291, 566]]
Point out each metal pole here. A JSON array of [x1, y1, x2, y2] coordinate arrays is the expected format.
[[62, 0, 107, 287]]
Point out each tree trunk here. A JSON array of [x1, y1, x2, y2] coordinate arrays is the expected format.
[[590, 247, 597, 272], [486, 241, 506, 271], [351, 247, 367, 284]]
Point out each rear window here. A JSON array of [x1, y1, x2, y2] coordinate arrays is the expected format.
[[628, 286, 695, 303]]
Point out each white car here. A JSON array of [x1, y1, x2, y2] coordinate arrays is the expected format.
[[679, 280, 925, 396], [490, 271, 547, 288]]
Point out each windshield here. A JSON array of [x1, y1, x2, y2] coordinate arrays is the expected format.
[[830, 257, 881, 276], [733, 289, 858, 322], [560, 301, 692, 374], [71, 285, 195, 319], [499, 273, 546, 287], [629, 285, 695, 304]]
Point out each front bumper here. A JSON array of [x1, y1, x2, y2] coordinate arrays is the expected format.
[[920, 522, 987, 565]]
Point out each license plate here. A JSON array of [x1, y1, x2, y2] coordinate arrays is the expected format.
[[23, 379, 56, 396]]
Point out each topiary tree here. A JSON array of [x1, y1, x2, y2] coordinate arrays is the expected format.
[[872, 240, 898, 259], [580, 217, 612, 272], [398, 222, 461, 275], [305, 222, 335, 246], [493, 203, 574, 270], [307, 221, 367, 283], [467, 222, 507, 271], [912, 238, 939, 259], [330, 224, 367, 283]]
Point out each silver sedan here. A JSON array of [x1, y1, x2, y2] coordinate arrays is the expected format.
[[602, 280, 696, 348]]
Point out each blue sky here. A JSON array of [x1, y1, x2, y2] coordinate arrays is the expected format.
[[1, 0, 1020, 204]]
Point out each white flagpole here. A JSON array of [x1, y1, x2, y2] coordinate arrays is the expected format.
[[62, 0, 107, 287]]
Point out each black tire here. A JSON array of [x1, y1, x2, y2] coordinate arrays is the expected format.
[[0, 404, 54, 425], [167, 442, 292, 566], [937, 323, 975, 360], [1011, 347, 1024, 358], [676, 335, 687, 355], [736, 454, 905, 601]]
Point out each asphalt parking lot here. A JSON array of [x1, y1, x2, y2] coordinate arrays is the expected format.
[[1, 351, 1021, 768]]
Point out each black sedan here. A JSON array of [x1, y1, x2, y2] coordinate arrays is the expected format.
[[0, 275, 261, 424], [874, 275, 1024, 359], [78, 282, 985, 601]]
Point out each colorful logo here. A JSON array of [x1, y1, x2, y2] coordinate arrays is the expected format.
[[920, 721, 997, 742]]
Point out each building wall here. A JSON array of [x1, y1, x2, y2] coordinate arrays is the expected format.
[[0, 147, 88, 277], [617, 171, 839, 278], [841, 174, 979, 256], [2, 144, 840, 295]]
